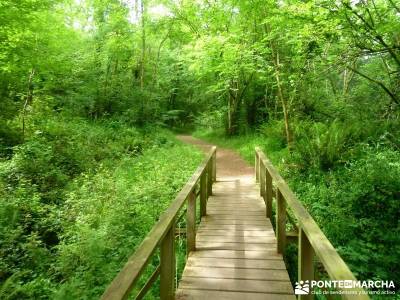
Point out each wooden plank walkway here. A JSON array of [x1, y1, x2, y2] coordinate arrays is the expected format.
[[176, 176, 295, 300]]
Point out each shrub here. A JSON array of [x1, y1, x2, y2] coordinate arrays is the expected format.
[[290, 147, 400, 284], [293, 120, 363, 170], [194, 109, 225, 130]]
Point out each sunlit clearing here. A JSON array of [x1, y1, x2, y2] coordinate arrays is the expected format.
[[149, 4, 173, 19]]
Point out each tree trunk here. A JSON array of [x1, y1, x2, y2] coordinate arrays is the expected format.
[[22, 68, 35, 138], [153, 29, 171, 84], [271, 48, 293, 150], [227, 79, 240, 136], [343, 64, 354, 96], [140, 0, 146, 90], [104, 60, 111, 98], [227, 93, 234, 135]]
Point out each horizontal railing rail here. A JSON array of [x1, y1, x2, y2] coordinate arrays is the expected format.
[[101, 146, 217, 300], [255, 147, 369, 300]]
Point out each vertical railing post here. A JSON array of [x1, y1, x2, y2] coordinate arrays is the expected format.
[[260, 163, 265, 198], [207, 161, 212, 197], [298, 228, 314, 300], [276, 189, 287, 254], [200, 172, 207, 217], [265, 169, 273, 219], [186, 191, 196, 255], [212, 150, 216, 182], [160, 222, 175, 300], [255, 151, 259, 183]]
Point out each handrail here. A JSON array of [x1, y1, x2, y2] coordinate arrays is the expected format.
[[101, 146, 217, 300], [255, 147, 369, 300]]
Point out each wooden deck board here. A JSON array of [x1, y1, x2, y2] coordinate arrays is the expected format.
[[202, 215, 268, 221], [205, 209, 266, 214], [176, 176, 294, 299], [182, 266, 291, 281], [196, 241, 277, 251], [186, 257, 287, 269], [196, 230, 276, 237], [189, 249, 282, 259], [176, 289, 295, 300], [198, 224, 272, 231], [200, 219, 269, 225], [196, 235, 277, 244], [178, 277, 293, 294]]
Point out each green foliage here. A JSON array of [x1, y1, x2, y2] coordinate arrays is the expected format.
[[194, 110, 225, 130], [0, 116, 202, 299], [53, 143, 202, 299], [291, 147, 400, 283], [293, 120, 359, 170], [0, 120, 23, 157]]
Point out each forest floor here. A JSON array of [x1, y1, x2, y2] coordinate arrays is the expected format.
[[176, 135, 253, 177]]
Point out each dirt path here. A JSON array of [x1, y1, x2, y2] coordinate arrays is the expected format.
[[176, 135, 254, 178]]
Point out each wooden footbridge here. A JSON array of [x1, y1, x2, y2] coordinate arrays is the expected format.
[[101, 146, 369, 300]]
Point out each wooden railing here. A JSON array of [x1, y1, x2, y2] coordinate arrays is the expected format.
[[101, 146, 217, 300], [255, 147, 369, 300]]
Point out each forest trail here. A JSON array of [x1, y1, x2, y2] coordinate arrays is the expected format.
[[175, 135, 295, 299], [176, 135, 253, 177]]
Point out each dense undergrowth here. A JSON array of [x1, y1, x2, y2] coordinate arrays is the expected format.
[[194, 121, 400, 295], [0, 115, 202, 299]]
